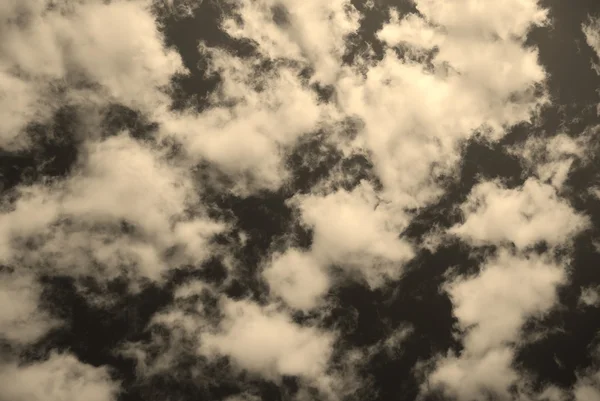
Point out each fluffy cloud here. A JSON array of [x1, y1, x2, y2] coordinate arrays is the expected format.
[[336, 0, 548, 210], [0, 133, 224, 283], [449, 178, 589, 249], [579, 285, 600, 307], [0, 1, 591, 401], [0, 353, 118, 401], [159, 45, 326, 193], [428, 251, 566, 400], [289, 182, 414, 289], [0, 271, 59, 345], [446, 251, 565, 354], [220, 0, 360, 84], [0, 0, 182, 149], [263, 248, 330, 310], [510, 133, 590, 190], [574, 370, 600, 401], [429, 347, 519, 401], [200, 298, 335, 381], [415, 0, 547, 40]]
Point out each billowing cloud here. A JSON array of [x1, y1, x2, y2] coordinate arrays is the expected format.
[[0, 0, 182, 149], [337, 0, 548, 210], [220, 0, 360, 84], [0, 133, 224, 283], [446, 251, 565, 354], [428, 251, 566, 400], [200, 298, 335, 381], [449, 178, 588, 249], [511, 133, 590, 190], [0, 271, 59, 345], [159, 47, 325, 193], [0, 0, 597, 401], [263, 248, 330, 310], [0, 353, 119, 401]]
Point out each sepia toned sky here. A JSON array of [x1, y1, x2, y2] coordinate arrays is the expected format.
[[0, 1, 600, 401]]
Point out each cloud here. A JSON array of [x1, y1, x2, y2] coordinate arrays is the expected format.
[[0, 0, 182, 149], [582, 16, 600, 75], [579, 285, 600, 307], [414, 0, 548, 40], [446, 251, 565, 354], [200, 298, 335, 382], [0, 1, 588, 401], [291, 181, 414, 288], [574, 370, 600, 401], [449, 178, 589, 249], [510, 133, 589, 190], [0, 352, 119, 401], [220, 0, 360, 84], [159, 45, 326, 193], [572, 341, 600, 401], [428, 251, 566, 400], [0, 133, 224, 283], [428, 347, 519, 401], [0, 271, 60, 345], [334, 0, 548, 210], [263, 248, 330, 311]]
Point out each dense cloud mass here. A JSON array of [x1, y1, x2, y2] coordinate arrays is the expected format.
[[0, 1, 599, 401]]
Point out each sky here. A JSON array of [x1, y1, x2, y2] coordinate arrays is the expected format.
[[0, 1, 599, 401]]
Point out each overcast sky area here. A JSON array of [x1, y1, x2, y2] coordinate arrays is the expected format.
[[1, 1, 600, 401]]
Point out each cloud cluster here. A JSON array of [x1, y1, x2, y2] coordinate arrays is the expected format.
[[338, 0, 548, 209], [1, 0, 595, 400], [510, 133, 590, 190], [201, 299, 335, 382], [0, 0, 183, 149], [0, 353, 118, 401], [449, 178, 589, 249], [0, 133, 225, 283], [429, 251, 565, 400], [147, 0, 558, 396], [159, 47, 326, 193], [428, 176, 587, 399], [220, 0, 360, 84]]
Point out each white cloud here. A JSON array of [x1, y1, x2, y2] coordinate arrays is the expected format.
[[429, 347, 519, 401], [573, 360, 600, 401], [574, 381, 600, 401], [578, 286, 600, 307], [263, 248, 330, 311], [159, 46, 326, 194], [334, 0, 548, 211], [449, 178, 589, 249], [0, 271, 60, 345], [291, 182, 414, 288], [446, 251, 565, 354], [510, 134, 589, 190], [428, 251, 566, 400], [0, 1, 580, 401], [0, 133, 224, 283], [220, 0, 360, 84], [414, 0, 548, 41], [200, 298, 335, 381], [583, 16, 600, 75], [0, 352, 119, 401], [0, 0, 183, 149]]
